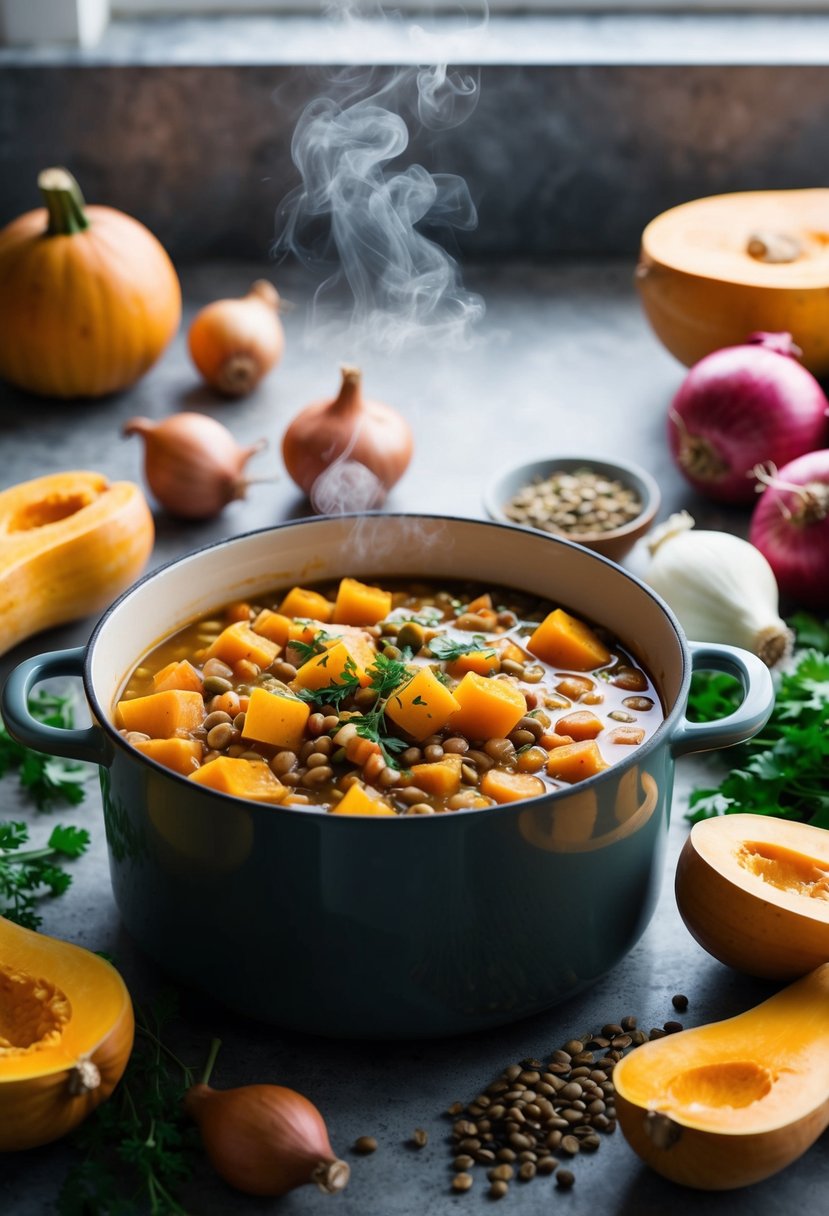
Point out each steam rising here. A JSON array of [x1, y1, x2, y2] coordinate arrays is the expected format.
[[274, 14, 485, 351]]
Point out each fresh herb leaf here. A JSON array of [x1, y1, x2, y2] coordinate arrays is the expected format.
[[427, 633, 497, 663], [0, 691, 91, 810], [686, 671, 742, 723], [287, 626, 332, 664], [686, 615, 829, 828], [58, 994, 208, 1216], [295, 657, 362, 710], [0, 820, 90, 929]]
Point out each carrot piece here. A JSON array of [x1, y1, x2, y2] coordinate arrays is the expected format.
[[204, 620, 281, 669], [540, 733, 575, 750], [117, 690, 205, 739], [479, 769, 546, 804], [133, 737, 203, 775], [554, 710, 605, 741], [448, 672, 527, 741], [188, 755, 286, 803], [278, 586, 335, 622], [152, 659, 203, 694], [345, 734, 382, 766], [527, 608, 611, 671], [252, 609, 294, 647], [331, 783, 397, 816], [607, 725, 646, 745], [241, 687, 311, 751], [385, 666, 461, 741], [409, 754, 463, 797], [546, 740, 609, 783], [332, 577, 393, 626]]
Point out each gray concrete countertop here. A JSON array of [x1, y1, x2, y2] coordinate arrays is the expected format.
[[0, 259, 824, 1214]]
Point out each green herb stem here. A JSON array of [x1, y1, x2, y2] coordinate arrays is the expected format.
[[200, 1036, 223, 1087]]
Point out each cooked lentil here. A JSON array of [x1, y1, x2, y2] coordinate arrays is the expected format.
[[116, 576, 662, 814]]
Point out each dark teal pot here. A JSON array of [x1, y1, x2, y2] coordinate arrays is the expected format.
[[1, 515, 774, 1039]]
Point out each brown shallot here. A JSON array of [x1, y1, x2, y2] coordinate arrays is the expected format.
[[188, 280, 285, 397], [184, 1044, 349, 1198], [281, 365, 413, 510], [124, 412, 266, 520]]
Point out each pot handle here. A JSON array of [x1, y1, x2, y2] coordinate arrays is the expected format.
[[1, 647, 113, 767], [670, 641, 775, 758]]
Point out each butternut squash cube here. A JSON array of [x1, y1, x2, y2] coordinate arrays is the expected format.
[[278, 586, 335, 622], [527, 608, 611, 671], [204, 620, 281, 670], [151, 659, 203, 694], [188, 755, 286, 803], [241, 687, 311, 751], [546, 739, 609, 783], [333, 577, 392, 626], [117, 689, 205, 739], [446, 648, 500, 679], [554, 710, 605, 741], [480, 769, 546, 804], [332, 783, 397, 816], [252, 609, 294, 647], [133, 736, 203, 775], [497, 638, 530, 664], [292, 639, 372, 691], [448, 673, 527, 741], [385, 666, 461, 741], [409, 753, 463, 797]]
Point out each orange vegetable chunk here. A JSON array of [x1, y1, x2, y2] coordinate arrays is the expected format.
[[555, 675, 595, 701], [409, 753, 463, 797], [528, 608, 611, 671], [241, 686, 311, 751], [332, 783, 397, 816], [554, 710, 605, 741], [546, 739, 609, 783], [252, 609, 293, 647], [448, 672, 527, 741], [497, 639, 530, 664], [278, 586, 335, 622], [608, 725, 646, 745], [446, 648, 500, 678], [204, 620, 280, 669], [333, 577, 393, 626], [151, 659, 203, 694], [188, 755, 286, 803], [385, 666, 461, 741], [117, 689, 205, 739], [292, 639, 372, 691], [480, 769, 546, 804], [133, 737, 203, 775]]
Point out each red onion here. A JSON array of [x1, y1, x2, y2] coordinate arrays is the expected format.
[[749, 450, 829, 609], [668, 332, 829, 504]]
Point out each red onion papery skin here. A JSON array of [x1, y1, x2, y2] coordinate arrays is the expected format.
[[668, 333, 829, 505], [749, 449, 829, 609]]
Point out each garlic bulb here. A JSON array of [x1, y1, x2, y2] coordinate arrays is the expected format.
[[644, 512, 792, 667]]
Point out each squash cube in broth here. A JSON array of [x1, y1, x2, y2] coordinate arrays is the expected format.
[[528, 608, 611, 671], [333, 577, 393, 626], [446, 648, 500, 678], [332, 783, 396, 816], [242, 687, 311, 752], [204, 620, 281, 670], [252, 609, 293, 647], [292, 639, 372, 691], [278, 586, 335, 622], [385, 667, 461, 741], [133, 737, 203, 775], [480, 769, 546, 804], [151, 659, 203, 694], [188, 755, 286, 803], [546, 739, 609, 783], [117, 690, 206, 739], [554, 710, 605, 741], [448, 672, 527, 741], [409, 753, 462, 797]]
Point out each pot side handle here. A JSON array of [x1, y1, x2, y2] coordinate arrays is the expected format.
[[1, 647, 113, 767], [670, 641, 775, 758]]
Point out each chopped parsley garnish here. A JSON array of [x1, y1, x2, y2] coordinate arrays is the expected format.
[[295, 656, 362, 710], [288, 628, 333, 664], [427, 634, 497, 662]]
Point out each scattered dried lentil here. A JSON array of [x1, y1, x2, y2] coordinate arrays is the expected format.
[[411, 1128, 428, 1149], [672, 993, 689, 1012], [353, 1135, 378, 1155], [502, 467, 643, 538]]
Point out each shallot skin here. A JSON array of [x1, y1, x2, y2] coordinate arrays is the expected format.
[[184, 1081, 350, 1198], [668, 333, 829, 505]]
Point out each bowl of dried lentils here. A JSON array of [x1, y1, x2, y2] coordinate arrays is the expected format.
[[484, 455, 661, 561]]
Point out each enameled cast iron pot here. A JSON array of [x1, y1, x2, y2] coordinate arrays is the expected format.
[[1, 515, 774, 1040]]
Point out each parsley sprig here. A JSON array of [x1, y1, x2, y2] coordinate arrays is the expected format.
[[427, 633, 497, 663], [687, 613, 829, 827], [0, 820, 90, 929], [0, 691, 91, 810], [349, 653, 413, 767]]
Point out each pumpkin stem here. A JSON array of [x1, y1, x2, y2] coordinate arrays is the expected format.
[[38, 167, 90, 236], [199, 1036, 223, 1087]]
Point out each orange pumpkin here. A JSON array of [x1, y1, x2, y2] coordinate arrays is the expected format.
[[0, 167, 181, 398]]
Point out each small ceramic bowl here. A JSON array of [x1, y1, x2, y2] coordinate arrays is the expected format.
[[484, 455, 662, 562]]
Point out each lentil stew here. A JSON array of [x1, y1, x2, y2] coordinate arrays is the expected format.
[[115, 576, 663, 814]]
